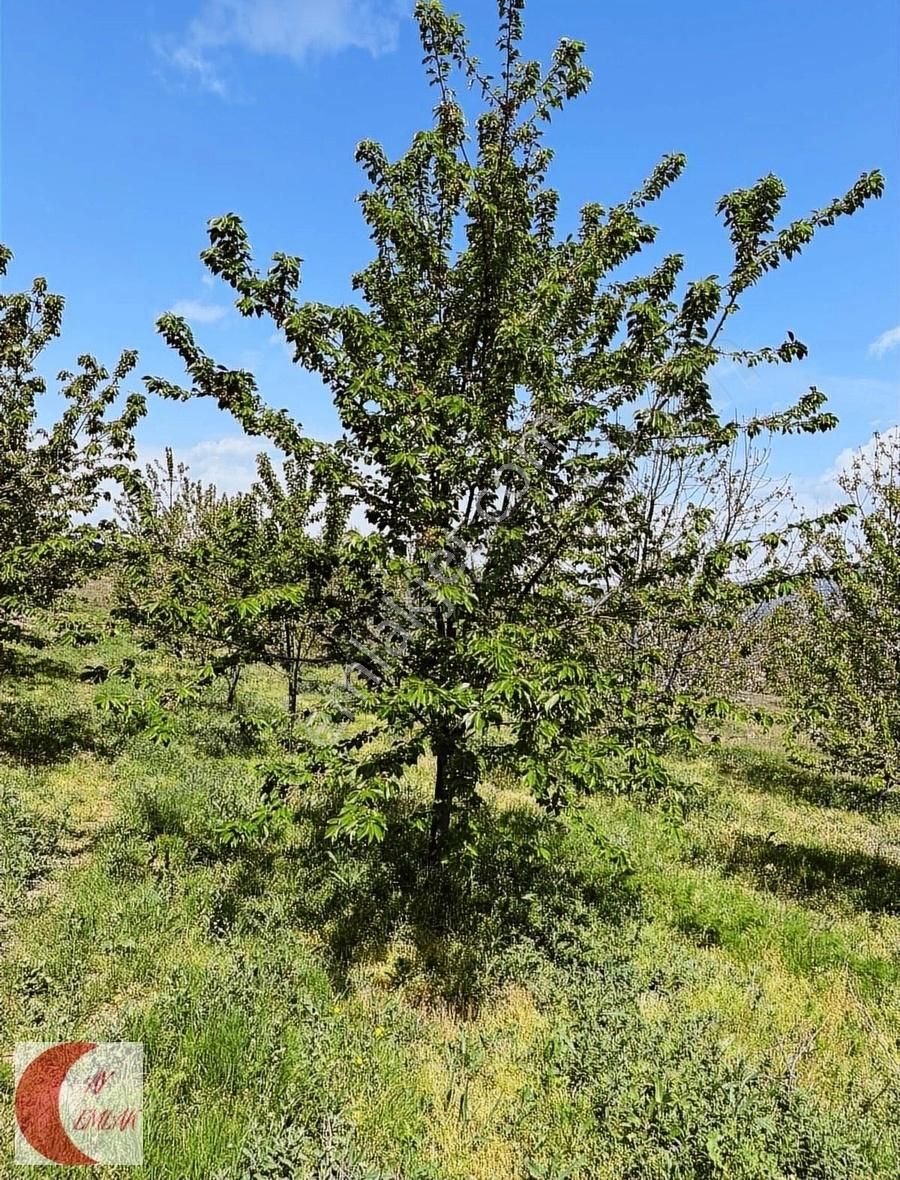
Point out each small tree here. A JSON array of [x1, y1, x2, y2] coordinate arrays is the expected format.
[[770, 432, 900, 797], [149, 1, 882, 859], [116, 447, 366, 717], [0, 245, 145, 663], [117, 446, 227, 548], [114, 446, 252, 704], [589, 432, 800, 771], [247, 453, 363, 718]]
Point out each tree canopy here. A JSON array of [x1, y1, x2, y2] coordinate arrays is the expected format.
[[147, 0, 883, 860], [0, 246, 145, 658]]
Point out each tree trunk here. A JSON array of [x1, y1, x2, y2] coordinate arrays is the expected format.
[[428, 744, 454, 862], [287, 665, 299, 716], [428, 736, 476, 863], [225, 665, 241, 709], [284, 624, 300, 716]]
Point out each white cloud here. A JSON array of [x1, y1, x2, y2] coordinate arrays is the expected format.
[[160, 0, 404, 96], [168, 299, 229, 324], [162, 42, 230, 98], [789, 424, 900, 519], [200, 273, 216, 288], [869, 325, 900, 358], [825, 423, 900, 486], [142, 436, 277, 495]]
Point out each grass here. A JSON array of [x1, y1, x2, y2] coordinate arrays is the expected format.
[[1, 609, 898, 1177]]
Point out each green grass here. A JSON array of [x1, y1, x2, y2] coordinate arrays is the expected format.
[[1, 611, 898, 1178]]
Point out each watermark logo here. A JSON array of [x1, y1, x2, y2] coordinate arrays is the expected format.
[[14, 1042, 143, 1166]]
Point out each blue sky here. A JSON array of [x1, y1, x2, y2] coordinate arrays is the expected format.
[[2, 0, 898, 498]]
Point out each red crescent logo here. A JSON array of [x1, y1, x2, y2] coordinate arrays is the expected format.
[[15, 1042, 98, 1166]]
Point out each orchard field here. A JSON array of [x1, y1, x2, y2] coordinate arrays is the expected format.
[[1, 2, 898, 1176], [0, 587, 898, 1178]]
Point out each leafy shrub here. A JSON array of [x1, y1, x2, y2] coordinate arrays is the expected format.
[[544, 969, 873, 1179], [229, 1115, 395, 1180]]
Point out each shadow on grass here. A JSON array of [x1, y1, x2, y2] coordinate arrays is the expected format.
[[0, 700, 98, 765], [204, 796, 638, 1011], [0, 647, 76, 685], [189, 708, 273, 758], [724, 832, 900, 915], [710, 743, 895, 817]]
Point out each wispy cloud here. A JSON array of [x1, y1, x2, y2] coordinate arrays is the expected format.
[[824, 423, 900, 485], [141, 436, 275, 495], [790, 424, 900, 518], [179, 436, 272, 491], [162, 43, 230, 98], [158, 0, 405, 97], [168, 299, 229, 324], [869, 325, 900, 358]]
